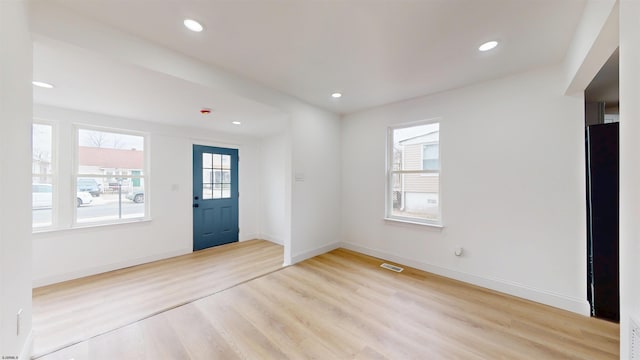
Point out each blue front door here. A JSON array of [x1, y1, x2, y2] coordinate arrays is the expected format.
[[193, 145, 239, 251]]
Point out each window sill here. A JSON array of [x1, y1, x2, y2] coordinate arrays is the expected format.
[[384, 217, 444, 229], [33, 217, 152, 234]]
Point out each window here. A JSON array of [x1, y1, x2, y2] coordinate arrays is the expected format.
[[32, 123, 149, 231], [32, 123, 54, 228], [387, 121, 441, 225], [202, 153, 232, 199], [76, 128, 147, 224]]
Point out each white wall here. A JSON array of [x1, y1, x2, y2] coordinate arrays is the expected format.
[[32, 105, 263, 286], [29, 5, 343, 267], [289, 106, 342, 264], [258, 132, 289, 246], [619, 0, 640, 357], [341, 64, 589, 314], [0, 1, 33, 357]]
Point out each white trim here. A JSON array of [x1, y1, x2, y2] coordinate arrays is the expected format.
[[33, 217, 152, 234], [383, 217, 444, 228], [387, 117, 442, 131], [71, 217, 152, 229], [32, 248, 191, 287], [390, 169, 438, 175], [291, 241, 341, 264], [259, 233, 284, 245], [18, 330, 33, 360], [340, 241, 591, 316], [239, 233, 260, 241], [190, 138, 242, 150]]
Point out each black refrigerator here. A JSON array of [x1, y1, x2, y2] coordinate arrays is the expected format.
[[586, 122, 619, 322]]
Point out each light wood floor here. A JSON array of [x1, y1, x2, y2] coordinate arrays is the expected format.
[[37, 247, 618, 359], [32, 239, 284, 358]]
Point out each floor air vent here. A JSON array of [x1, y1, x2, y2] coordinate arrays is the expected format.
[[380, 263, 404, 272]]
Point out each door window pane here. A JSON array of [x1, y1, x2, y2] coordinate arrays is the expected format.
[[201, 153, 232, 200], [222, 155, 231, 169], [212, 154, 222, 169], [222, 183, 231, 198], [212, 184, 222, 199], [203, 183, 214, 200], [202, 153, 212, 169]]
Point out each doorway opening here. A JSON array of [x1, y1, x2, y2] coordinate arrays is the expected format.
[[584, 48, 619, 322]]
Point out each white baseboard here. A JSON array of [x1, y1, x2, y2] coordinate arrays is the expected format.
[[291, 241, 341, 264], [19, 330, 33, 360], [32, 248, 192, 288], [240, 233, 260, 242], [341, 241, 591, 316], [258, 233, 284, 245]]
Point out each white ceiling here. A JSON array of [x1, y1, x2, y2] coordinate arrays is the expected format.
[[33, 39, 288, 137], [32, 0, 587, 135]]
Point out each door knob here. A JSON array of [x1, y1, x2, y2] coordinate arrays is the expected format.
[[193, 203, 199, 208]]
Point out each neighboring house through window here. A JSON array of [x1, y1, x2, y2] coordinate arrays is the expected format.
[[387, 121, 441, 225]]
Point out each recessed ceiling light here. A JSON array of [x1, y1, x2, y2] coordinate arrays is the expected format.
[[32, 81, 54, 89], [331, 92, 342, 98], [478, 41, 498, 52], [232, 121, 241, 125], [184, 19, 204, 32]]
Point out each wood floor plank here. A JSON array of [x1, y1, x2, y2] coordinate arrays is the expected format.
[[165, 303, 240, 360], [37, 246, 619, 360], [32, 239, 283, 357]]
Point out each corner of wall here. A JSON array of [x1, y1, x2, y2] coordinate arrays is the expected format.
[[290, 241, 341, 264], [564, 0, 619, 96], [258, 233, 284, 246]]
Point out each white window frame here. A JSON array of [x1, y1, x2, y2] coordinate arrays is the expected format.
[[385, 119, 442, 227], [73, 125, 150, 227], [32, 119, 58, 231]]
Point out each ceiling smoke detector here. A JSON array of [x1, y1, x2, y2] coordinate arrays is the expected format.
[[200, 108, 212, 115]]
